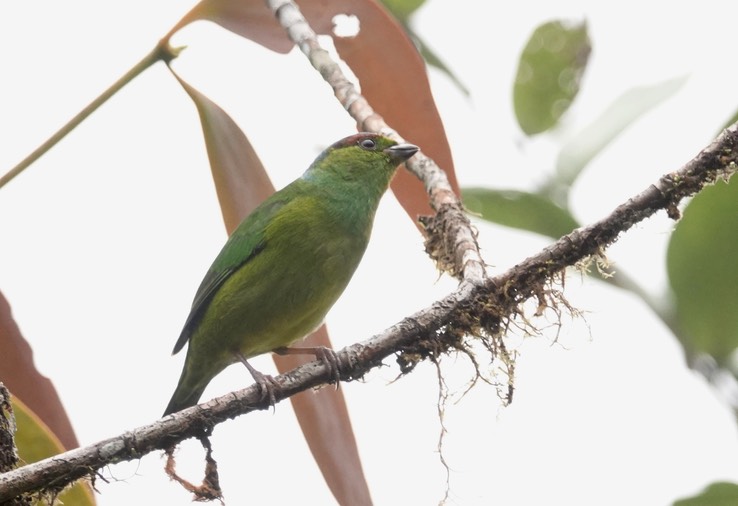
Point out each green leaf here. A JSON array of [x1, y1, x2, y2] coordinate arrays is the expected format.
[[513, 20, 591, 135], [379, 0, 425, 21], [410, 29, 470, 96], [556, 76, 687, 189], [673, 482, 738, 506], [462, 188, 580, 238], [13, 396, 96, 505], [667, 179, 738, 361], [377, 0, 469, 95]]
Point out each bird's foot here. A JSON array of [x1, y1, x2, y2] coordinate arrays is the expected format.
[[235, 352, 279, 408], [250, 367, 279, 407], [274, 345, 341, 386], [313, 347, 341, 385]]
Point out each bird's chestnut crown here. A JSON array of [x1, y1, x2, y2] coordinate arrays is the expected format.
[[307, 133, 418, 177]]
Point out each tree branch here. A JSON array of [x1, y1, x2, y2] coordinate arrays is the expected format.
[[1, 115, 736, 501]]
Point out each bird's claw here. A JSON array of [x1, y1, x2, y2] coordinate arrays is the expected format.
[[313, 346, 341, 386], [236, 351, 280, 409], [250, 368, 279, 408]]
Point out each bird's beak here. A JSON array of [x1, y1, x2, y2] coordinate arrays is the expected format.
[[385, 143, 419, 163]]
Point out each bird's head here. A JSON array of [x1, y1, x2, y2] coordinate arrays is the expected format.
[[305, 133, 419, 183]]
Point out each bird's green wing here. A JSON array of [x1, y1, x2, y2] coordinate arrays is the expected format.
[[171, 196, 289, 354]]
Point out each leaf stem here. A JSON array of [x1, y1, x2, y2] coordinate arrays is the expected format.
[[0, 40, 182, 190]]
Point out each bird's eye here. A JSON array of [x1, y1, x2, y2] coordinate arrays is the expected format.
[[359, 138, 376, 150]]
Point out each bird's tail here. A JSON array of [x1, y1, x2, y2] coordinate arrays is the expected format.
[[162, 369, 210, 417]]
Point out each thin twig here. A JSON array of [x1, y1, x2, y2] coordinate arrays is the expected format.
[[0, 41, 181, 190]]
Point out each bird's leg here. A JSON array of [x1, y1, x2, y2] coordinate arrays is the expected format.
[[234, 351, 279, 407], [273, 346, 341, 386]]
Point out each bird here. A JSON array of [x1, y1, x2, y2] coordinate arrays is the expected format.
[[163, 132, 419, 416]]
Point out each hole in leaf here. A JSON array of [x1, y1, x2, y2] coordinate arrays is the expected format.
[[332, 14, 360, 38]]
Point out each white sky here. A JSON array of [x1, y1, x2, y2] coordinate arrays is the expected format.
[[2, 1, 738, 505]]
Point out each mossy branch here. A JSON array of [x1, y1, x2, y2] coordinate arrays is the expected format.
[[1, 117, 736, 503]]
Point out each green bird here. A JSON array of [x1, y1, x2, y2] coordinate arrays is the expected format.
[[163, 133, 419, 415]]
